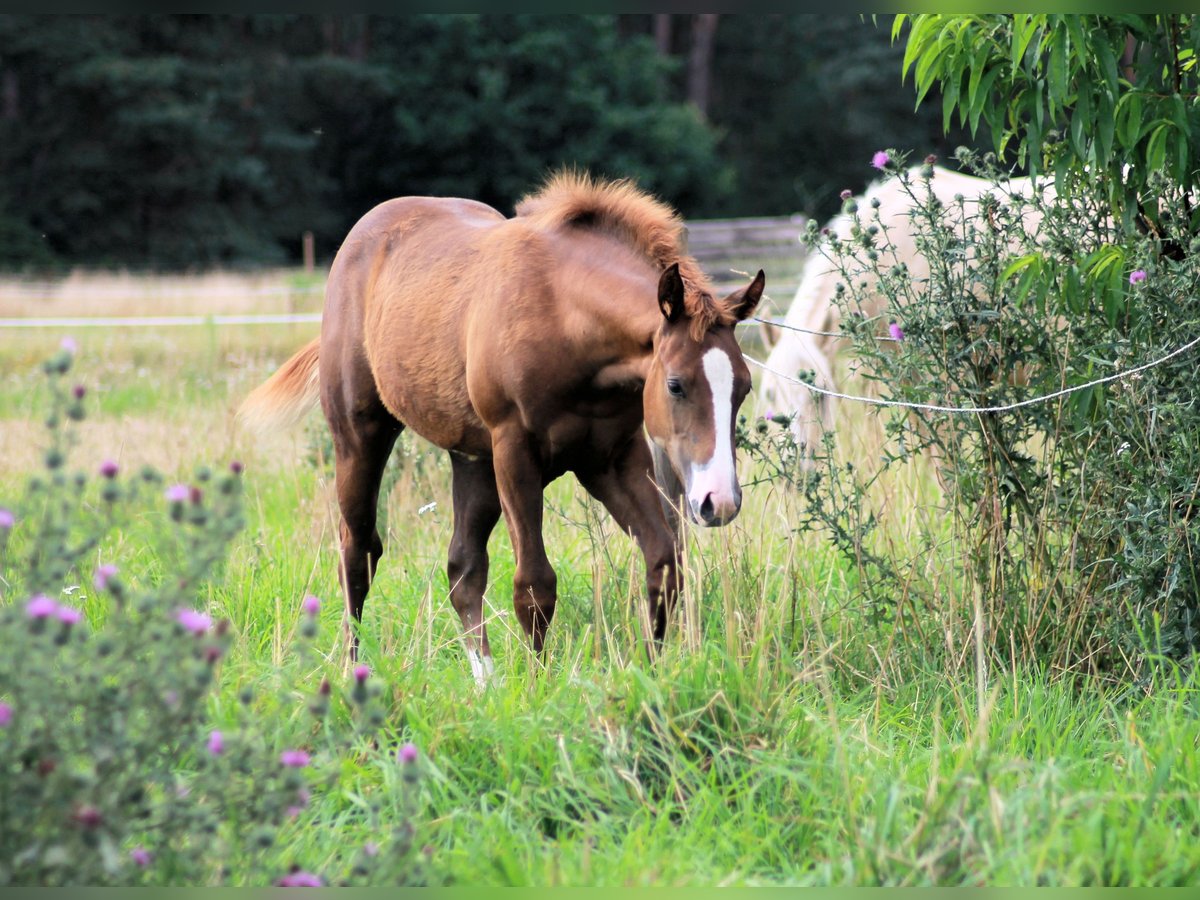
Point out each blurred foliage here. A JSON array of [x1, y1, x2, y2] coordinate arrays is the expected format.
[[703, 14, 985, 218], [0, 14, 985, 272], [897, 14, 1200, 252]]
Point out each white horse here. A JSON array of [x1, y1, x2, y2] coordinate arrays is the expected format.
[[756, 165, 1046, 452]]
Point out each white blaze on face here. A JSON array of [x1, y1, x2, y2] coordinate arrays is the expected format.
[[686, 347, 740, 523]]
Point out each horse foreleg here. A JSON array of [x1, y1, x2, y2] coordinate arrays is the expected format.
[[448, 454, 502, 685], [491, 425, 557, 656], [579, 435, 681, 648]]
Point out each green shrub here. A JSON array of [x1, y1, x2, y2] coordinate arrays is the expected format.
[[746, 149, 1200, 677], [0, 345, 425, 886]]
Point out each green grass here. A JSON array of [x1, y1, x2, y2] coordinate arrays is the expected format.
[[3, 298, 1200, 887]]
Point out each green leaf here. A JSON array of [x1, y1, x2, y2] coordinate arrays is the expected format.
[[1010, 259, 1045, 311], [1072, 384, 1097, 422], [969, 67, 1001, 136], [901, 15, 937, 79], [1001, 253, 1042, 283], [1103, 262, 1125, 327], [1048, 31, 1068, 115], [967, 39, 990, 118], [1174, 129, 1190, 184], [944, 69, 962, 132], [1011, 15, 1040, 73], [1083, 244, 1125, 280], [1116, 92, 1143, 149], [1146, 122, 1171, 174], [1170, 92, 1189, 134], [1069, 88, 1091, 159], [1065, 16, 1087, 70], [1096, 89, 1116, 168], [1062, 263, 1083, 314], [1095, 34, 1120, 93]]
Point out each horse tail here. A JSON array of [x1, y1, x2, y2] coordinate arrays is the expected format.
[[237, 338, 321, 434]]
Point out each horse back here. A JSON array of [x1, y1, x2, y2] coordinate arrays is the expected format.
[[323, 195, 547, 456]]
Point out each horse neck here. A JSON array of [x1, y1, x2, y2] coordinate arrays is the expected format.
[[552, 232, 665, 366]]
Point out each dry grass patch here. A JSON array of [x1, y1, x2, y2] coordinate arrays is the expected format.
[[0, 269, 324, 318]]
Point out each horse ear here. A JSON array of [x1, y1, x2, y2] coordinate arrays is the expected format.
[[658, 262, 685, 323], [726, 269, 765, 322]]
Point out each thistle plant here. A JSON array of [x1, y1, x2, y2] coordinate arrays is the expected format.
[[0, 347, 426, 886], [746, 149, 1200, 676]]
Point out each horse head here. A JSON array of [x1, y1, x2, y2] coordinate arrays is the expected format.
[[644, 263, 764, 527]]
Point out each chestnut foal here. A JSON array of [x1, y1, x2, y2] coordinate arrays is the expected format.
[[240, 173, 763, 680]]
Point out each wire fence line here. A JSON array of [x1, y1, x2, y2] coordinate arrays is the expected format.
[[0, 283, 325, 301], [0, 313, 324, 328], [750, 315, 903, 342], [745, 332, 1200, 415]]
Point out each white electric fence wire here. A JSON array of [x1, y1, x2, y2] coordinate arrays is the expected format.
[[745, 333, 1200, 416]]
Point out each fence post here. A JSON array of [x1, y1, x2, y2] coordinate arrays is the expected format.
[[302, 231, 315, 275]]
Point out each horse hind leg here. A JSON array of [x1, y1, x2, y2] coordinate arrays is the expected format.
[[328, 398, 403, 662], [447, 454, 502, 685]]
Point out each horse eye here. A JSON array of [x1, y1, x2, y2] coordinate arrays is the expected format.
[[667, 378, 685, 399]]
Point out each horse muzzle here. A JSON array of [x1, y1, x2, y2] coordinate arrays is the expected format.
[[688, 484, 742, 527]]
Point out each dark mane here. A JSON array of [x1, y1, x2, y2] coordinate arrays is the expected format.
[[516, 171, 732, 336]]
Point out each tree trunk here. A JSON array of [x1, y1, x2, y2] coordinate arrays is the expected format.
[[654, 14, 673, 55], [2, 69, 17, 121], [687, 14, 719, 119], [348, 15, 370, 61]]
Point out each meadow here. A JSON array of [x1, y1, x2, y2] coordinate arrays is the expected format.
[[3, 271, 1200, 887]]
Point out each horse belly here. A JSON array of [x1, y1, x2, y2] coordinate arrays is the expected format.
[[371, 353, 492, 456]]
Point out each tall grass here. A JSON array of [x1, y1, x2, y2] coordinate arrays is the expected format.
[[1, 274, 1199, 886]]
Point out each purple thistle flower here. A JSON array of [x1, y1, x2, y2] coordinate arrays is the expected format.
[[165, 483, 190, 503], [280, 749, 311, 768], [0, 701, 12, 727], [60, 336, 77, 355], [207, 730, 224, 755], [72, 384, 86, 400], [764, 409, 775, 422], [354, 664, 370, 684], [277, 871, 323, 887], [286, 787, 311, 819], [73, 805, 103, 829], [93, 564, 118, 591], [26, 594, 58, 619], [99, 459, 119, 479], [302, 594, 321, 616], [130, 847, 152, 867], [176, 608, 212, 635], [398, 742, 419, 764], [839, 189, 852, 201], [56, 604, 82, 626], [0, 508, 13, 530], [871, 150, 891, 170], [230, 460, 244, 475], [888, 321, 906, 342], [1129, 269, 1147, 285]]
